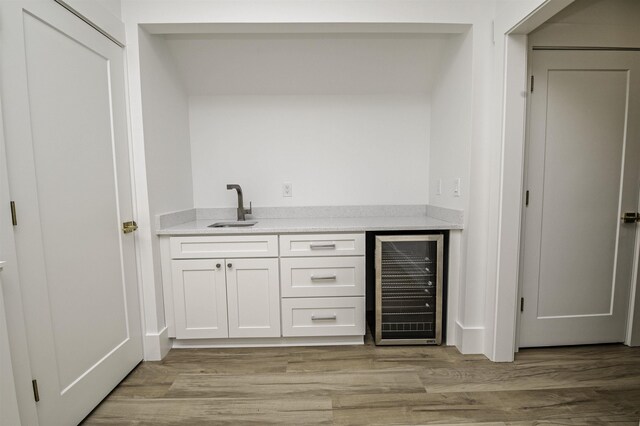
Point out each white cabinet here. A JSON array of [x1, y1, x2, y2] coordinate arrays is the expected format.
[[282, 297, 365, 337], [279, 233, 365, 257], [226, 258, 280, 338], [280, 256, 365, 298], [166, 236, 280, 340], [279, 233, 366, 338], [172, 260, 228, 339], [170, 235, 278, 259], [163, 232, 365, 343]]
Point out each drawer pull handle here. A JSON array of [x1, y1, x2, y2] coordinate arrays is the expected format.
[[310, 243, 336, 250], [310, 274, 337, 281], [311, 314, 337, 321]]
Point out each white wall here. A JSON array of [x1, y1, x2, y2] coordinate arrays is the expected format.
[[96, 0, 121, 19], [136, 29, 193, 357], [189, 94, 430, 207], [169, 33, 451, 208], [429, 31, 472, 211]]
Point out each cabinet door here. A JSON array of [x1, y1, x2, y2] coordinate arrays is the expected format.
[[172, 260, 228, 339], [226, 259, 281, 338]]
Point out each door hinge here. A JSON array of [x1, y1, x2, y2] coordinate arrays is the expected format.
[[520, 297, 524, 312], [122, 220, 138, 234], [621, 212, 640, 224], [10, 201, 17, 226], [525, 190, 530, 206], [32, 379, 40, 402], [530, 75, 534, 92]]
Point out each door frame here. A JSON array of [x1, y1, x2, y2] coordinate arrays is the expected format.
[[494, 1, 640, 361], [0, 1, 132, 424]]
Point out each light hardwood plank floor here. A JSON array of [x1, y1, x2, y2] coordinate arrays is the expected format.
[[82, 336, 640, 425]]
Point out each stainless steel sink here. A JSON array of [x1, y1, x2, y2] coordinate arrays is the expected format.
[[208, 220, 258, 228]]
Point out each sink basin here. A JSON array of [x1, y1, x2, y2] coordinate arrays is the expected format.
[[208, 220, 258, 228]]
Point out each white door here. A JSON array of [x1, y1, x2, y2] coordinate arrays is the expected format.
[[520, 50, 640, 347], [226, 258, 281, 338], [0, 1, 142, 424], [172, 259, 228, 339]]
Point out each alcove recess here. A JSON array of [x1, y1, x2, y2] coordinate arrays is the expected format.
[[137, 23, 472, 218]]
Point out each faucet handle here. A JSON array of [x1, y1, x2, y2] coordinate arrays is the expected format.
[[245, 201, 252, 215]]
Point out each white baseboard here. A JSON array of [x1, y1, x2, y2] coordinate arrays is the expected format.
[[143, 326, 170, 361], [171, 335, 364, 349], [455, 321, 484, 354]]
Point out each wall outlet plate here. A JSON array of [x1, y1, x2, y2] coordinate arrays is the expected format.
[[282, 182, 292, 197]]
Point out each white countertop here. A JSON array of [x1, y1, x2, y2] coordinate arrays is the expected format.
[[156, 215, 462, 235]]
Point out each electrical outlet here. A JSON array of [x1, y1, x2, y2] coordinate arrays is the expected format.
[[436, 179, 442, 196], [282, 182, 292, 197], [453, 178, 461, 197]]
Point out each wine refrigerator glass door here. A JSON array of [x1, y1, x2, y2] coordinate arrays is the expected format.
[[375, 235, 443, 345]]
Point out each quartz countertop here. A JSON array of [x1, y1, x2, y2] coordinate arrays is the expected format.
[[156, 215, 462, 235]]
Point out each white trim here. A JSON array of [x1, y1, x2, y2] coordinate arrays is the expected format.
[[172, 335, 364, 348], [454, 321, 484, 354], [491, 34, 529, 362], [446, 230, 462, 346], [143, 326, 171, 361], [54, 0, 125, 46], [142, 22, 469, 35], [508, 0, 574, 35], [491, 0, 576, 362]]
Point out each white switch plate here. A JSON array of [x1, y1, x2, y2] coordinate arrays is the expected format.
[[436, 179, 442, 195], [282, 182, 292, 197], [454, 178, 461, 197]]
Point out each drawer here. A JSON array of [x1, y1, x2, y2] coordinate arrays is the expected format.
[[279, 233, 365, 257], [281, 297, 365, 337], [170, 235, 278, 259], [280, 257, 365, 298]]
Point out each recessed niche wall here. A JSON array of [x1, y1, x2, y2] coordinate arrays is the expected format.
[[138, 26, 471, 210]]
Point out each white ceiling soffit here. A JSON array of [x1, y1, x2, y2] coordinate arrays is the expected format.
[[163, 32, 457, 96], [142, 22, 470, 35]]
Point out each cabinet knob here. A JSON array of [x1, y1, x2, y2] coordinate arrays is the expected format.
[[227, 263, 232, 268], [216, 263, 221, 269]]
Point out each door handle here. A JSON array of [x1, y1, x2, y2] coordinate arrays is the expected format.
[[310, 243, 336, 250], [122, 221, 138, 234], [621, 212, 640, 224], [311, 314, 337, 321], [310, 274, 337, 281]]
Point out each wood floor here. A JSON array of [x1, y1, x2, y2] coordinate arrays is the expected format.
[[82, 336, 640, 425]]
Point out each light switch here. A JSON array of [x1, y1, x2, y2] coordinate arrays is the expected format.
[[436, 179, 442, 196], [454, 178, 461, 197], [282, 182, 292, 197]]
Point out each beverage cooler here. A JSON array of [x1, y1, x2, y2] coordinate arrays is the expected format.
[[371, 234, 444, 345]]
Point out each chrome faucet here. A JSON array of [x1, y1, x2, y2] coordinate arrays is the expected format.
[[227, 184, 252, 221]]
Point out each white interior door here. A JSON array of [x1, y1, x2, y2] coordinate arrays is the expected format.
[[0, 1, 142, 424], [520, 50, 640, 347]]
